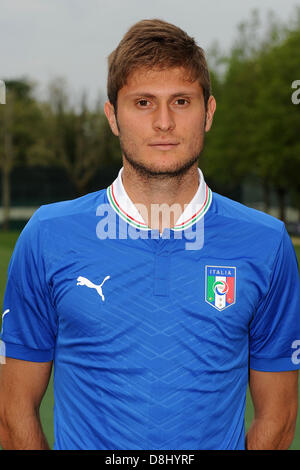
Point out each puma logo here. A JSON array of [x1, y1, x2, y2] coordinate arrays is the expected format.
[[76, 276, 110, 301]]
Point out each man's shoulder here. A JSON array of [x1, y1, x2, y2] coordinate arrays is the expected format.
[[35, 188, 107, 223], [211, 191, 285, 236]]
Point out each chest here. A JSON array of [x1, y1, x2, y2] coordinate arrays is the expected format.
[[47, 237, 263, 352]]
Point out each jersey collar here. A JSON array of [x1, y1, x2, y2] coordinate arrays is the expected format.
[[107, 167, 212, 231]]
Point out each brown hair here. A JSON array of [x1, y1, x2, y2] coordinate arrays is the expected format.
[[107, 19, 211, 112]]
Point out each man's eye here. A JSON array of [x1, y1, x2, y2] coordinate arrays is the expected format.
[[137, 99, 150, 107], [175, 98, 189, 105]]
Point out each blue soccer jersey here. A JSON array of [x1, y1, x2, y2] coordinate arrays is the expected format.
[[1, 167, 300, 450]]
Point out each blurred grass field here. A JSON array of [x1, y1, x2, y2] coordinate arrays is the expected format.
[[1, 230, 300, 450]]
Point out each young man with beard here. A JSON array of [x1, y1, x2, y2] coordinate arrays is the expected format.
[[0, 19, 299, 450]]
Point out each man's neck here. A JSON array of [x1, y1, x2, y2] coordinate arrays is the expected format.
[[121, 161, 200, 233]]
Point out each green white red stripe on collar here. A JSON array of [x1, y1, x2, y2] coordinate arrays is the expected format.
[[106, 167, 212, 231], [172, 184, 212, 230], [107, 183, 149, 230]]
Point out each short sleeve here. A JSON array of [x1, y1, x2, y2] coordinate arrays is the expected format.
[[249, 226, 300, 371], [1, 209, 57, 362]]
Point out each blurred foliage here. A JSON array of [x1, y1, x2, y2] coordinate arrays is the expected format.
[[28, 77, 121, 196], [203, 8, 300, 222], [0, 79, 45, 228]]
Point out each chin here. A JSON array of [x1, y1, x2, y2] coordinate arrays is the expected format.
[[123, 149, 198, 177], [146, 157, 178, 168], [144, 160, 194, 176]]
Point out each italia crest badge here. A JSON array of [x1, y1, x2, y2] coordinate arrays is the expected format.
[[205, 266, 236, 311]]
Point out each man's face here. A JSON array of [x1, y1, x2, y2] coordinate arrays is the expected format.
[[105, 66, 216, 177]]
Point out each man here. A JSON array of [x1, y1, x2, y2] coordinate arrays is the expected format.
[[0, 19, 299, 451]]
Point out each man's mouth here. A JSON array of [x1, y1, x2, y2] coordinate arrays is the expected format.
[[148, 142, 180, 151]]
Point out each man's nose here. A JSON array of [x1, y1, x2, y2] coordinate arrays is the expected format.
[[152, 103, 175, 132]]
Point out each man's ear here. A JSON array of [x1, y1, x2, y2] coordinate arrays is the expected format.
[[204, 95, 216, 132], [104, 101, 119, 136]]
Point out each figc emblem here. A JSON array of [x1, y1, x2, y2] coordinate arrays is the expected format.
[[205, 266, 236, 311]]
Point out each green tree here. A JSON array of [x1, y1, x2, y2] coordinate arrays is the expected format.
[[35, 79, 121, 196], [0, 79, 43, 230], [204, 8, 300, 223], [253, 26, 300, 222]]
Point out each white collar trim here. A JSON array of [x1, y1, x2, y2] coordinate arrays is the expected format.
[[107, 167, 212, 231]]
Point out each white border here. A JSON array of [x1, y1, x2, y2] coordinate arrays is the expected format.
[[205, 265, 237, 311]]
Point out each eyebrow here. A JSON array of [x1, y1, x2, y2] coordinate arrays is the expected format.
[[127, 92, 198, 99]]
